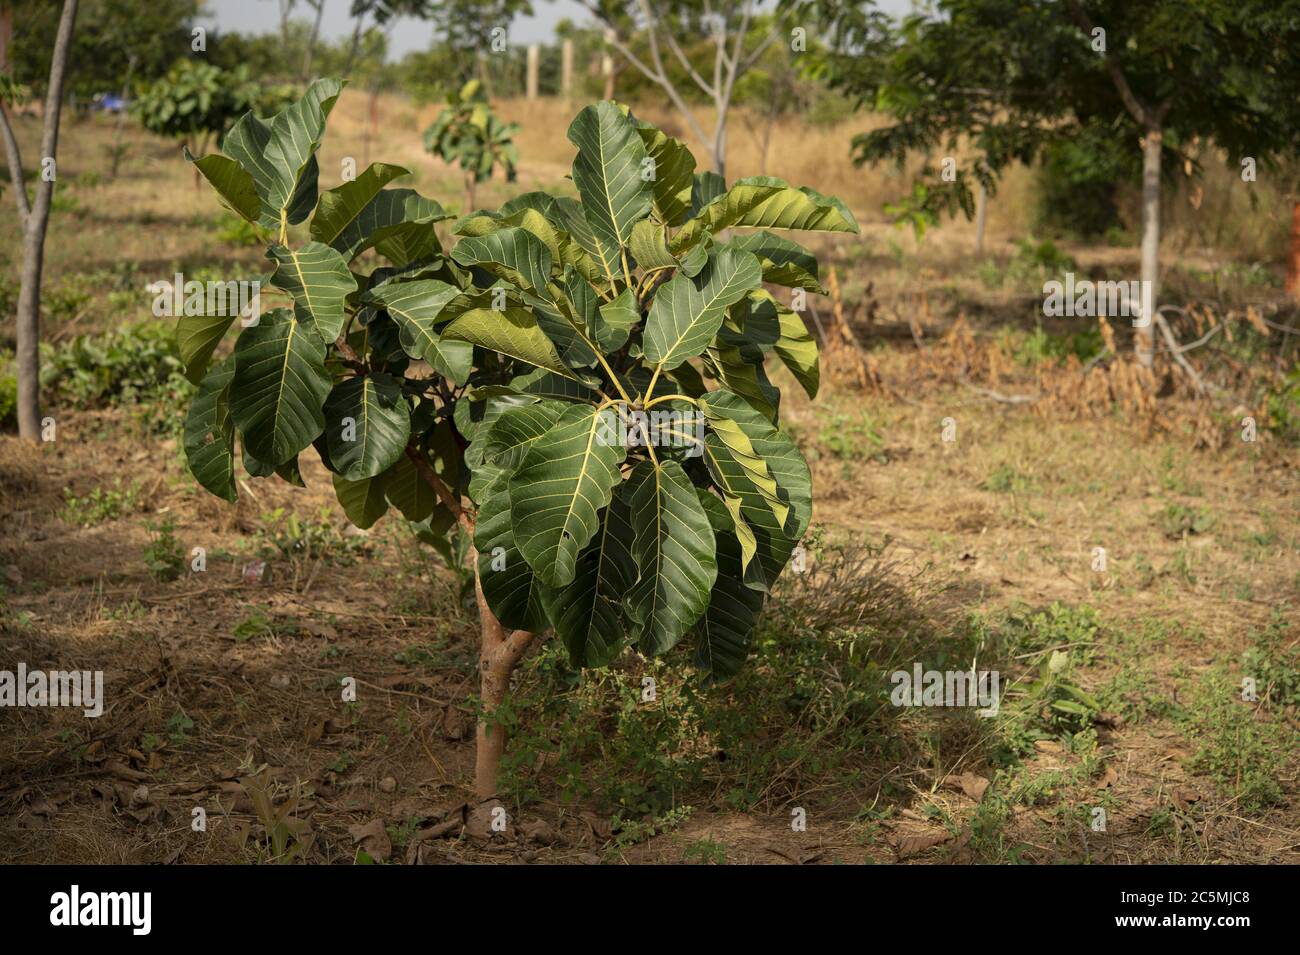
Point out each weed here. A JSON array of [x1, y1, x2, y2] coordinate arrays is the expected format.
[[143, 519, 185, 581], [60, 480, 142, 527]]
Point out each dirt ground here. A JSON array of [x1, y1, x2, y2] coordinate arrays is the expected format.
[[0, 91, 1296, 864]]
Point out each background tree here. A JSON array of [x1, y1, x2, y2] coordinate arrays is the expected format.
[[423, 79, 519, 212], [577, 0, 793, 178], [182, 79, 855, 800], [0, 0, 79, 441], [825, 0, 1300, 367]]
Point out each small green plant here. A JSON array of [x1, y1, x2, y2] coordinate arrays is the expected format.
[[423, 79, 519, 212], [234, 772, 316, 864], [681, 836, 727, 864], [166, 710, 195, 747], [982, 463, 1035, 495], [60, 480, 142, 527], [143, 519, 185, 581], [1156, 503, 1215, 539]]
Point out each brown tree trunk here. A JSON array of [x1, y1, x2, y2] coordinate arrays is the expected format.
[[1286, 201, 1300, 302], [1136, 127, 1161, 369], [464, 172, 475, 214], [15, 0, 80, 441], [472, 564, 536, 801]]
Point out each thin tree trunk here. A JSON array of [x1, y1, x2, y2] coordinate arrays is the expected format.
[[974, 181, 987, 256], [0, 99, 28, 224], [464, 171, 475, 213], [15, 0, 79, 441], [1137, 127, 1161, 368], [109, 53, 135, 178], [472, 563, 536, 801], [301, 0, 324, 82], [343, 13, 365, 76]]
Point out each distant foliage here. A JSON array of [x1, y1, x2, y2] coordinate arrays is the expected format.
[[132, 60, 294, 146], [423, 80, 519, 208]]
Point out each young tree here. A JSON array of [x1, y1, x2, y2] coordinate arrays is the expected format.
[[423, 79, 519, 213], [826, 0, 1300, 366], [182, 79, 855, 800], [577, 0, 794, 178], [0, 0, 79, 442]]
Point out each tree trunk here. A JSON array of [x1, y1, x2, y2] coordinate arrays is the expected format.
[[1136, 127, 1161, 368], [15, 0, 79, 441], [109, 53, 135, 178], [1285, 200, 1300, 302], [0, 99, 28, 224], [464, 172, 475, 214], [301, 0, 324, 82], [974, 181, 987, 256], [343, 13, 365, 77], [472, 564, 536, 801]]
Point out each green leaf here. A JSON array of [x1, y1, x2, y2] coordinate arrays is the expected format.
[[540, 486, 636, 668], [223, 77, 344, 230], [266, 242, 358, 343], [509, 404, 628, 588], [594, 287, 639, 353], [450, 226, 552, 291], [706, 342, 781, 422], [625, 458, 718, 655], [309, 162, 410, 248], [442, 303, 576, 379], [176, 312, 236, 385], [699, 390, 811, 590], [183, 358, 237, 503], [567, 102, 652, 284], [332, 472, 388, 529], [690, 171, 726, 217], [229, 307, 332, 466], [693, 491, 764, 678], [629, 218, 678, 272], [322, 374, 412, 480], [362, 280, 471, 384], [642, 248, 762, 370], [185, 150, 261, 222], [673, 176, 860, 253], [727, 231, 824, 292], [384, 453, 436, 521], [475, 488, 551, 632], [327, 189, 449, 262], [772, 303, 820, 399], [635, 124, 695, 226]]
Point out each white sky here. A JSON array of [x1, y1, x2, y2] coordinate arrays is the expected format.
[[200, 0, 917, 60]]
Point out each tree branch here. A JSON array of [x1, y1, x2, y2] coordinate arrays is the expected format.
[[0, 99, 28, 226], [1066, 1, 1151, 126]]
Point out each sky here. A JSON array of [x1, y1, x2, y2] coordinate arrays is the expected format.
[[200, 0, 918, 60]]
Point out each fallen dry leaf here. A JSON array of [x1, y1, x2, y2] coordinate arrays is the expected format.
[[348, 818, 392, 859]]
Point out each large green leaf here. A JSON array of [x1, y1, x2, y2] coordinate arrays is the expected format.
[[183, 358, 237, 503], [229, 308, 333, 466], [362, 280, 471, 384], [693, 491, 764, 678], [177, 312, 236, 385], [635, 124, 695, 227], [508, 404, 628, 588], [450, 226, 552, 292], [672, 176, 860, 253], [184, 151, 261, 222], [625, 458, 718, 655], [322, 373, 411, 480], [223, 78, 344, 231], [642, 248, 762, 370], [540, 486, 636, 667], [384, 453, 437, 521], [594, 287, 639, 354], [326, 189, 449, 262], [699, 390, 811, 591], [475, 488, 551, 632], [567, 102, 652, 284], [727, 231, 824, 292], [442, 304, 576, 379], [332, 472, 388, 528], [772, 303, 820, 399], [309, 162, 410, 249], [266, 242, 357, 343]]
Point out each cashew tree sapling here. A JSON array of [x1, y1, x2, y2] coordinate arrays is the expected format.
[[181, 79, 857, 800]]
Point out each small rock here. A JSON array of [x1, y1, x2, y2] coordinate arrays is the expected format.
[[520, 818, 557, 845], [378, 776, 397, 793]]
